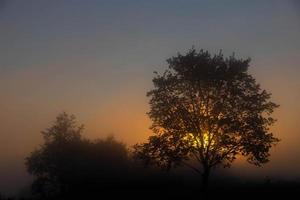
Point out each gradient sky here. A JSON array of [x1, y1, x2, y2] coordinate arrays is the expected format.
[[0, 0, 300, 194]]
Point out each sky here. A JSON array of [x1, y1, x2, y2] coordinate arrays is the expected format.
[[0, 0, 300, 195]]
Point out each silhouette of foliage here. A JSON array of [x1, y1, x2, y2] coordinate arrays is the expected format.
[[25, 112, 130, 199], [134, 48, 279, 189]]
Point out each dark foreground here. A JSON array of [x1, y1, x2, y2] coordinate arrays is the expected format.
[[2, 178, 299, 200]]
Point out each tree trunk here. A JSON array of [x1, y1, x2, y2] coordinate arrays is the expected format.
[[202, 167, 210, 196]]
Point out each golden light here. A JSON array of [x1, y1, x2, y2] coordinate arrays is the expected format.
[[183, 131, 215, 149]]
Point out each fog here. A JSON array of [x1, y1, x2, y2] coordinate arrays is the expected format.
[[0, 0, 299, 195]]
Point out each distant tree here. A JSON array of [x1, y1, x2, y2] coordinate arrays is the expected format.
[[134, 49, 279, 190], [25, 112, 84, 198], [25, 112, 129, 198]]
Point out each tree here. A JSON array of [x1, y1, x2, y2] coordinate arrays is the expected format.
[[25, 112, 84, 197], [25, 112, 129, 198], [134, 49, 279, 190]]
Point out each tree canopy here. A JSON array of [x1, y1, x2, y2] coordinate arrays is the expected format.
[[134, 49, 279, 187]]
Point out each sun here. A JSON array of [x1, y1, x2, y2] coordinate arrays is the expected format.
[[183, 131, 214, 149]]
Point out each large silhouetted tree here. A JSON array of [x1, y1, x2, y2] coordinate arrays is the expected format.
[[134, 49, 279, 190]]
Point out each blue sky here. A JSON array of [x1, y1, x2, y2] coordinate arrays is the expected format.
[[1, 0, 299, 70]]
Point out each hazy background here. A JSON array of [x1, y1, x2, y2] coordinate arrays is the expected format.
[[0, 0, 299, 195]]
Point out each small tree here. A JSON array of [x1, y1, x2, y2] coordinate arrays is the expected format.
[[25, 112, 84, 197], [134, 49, 279, 190], [25, 112, 130, 198]]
